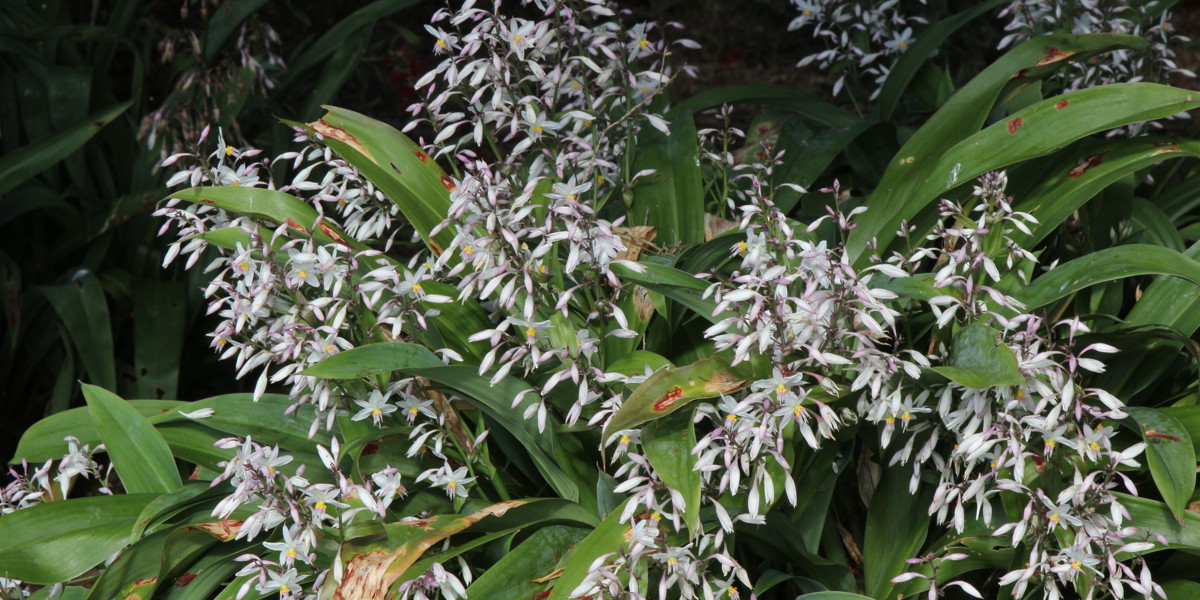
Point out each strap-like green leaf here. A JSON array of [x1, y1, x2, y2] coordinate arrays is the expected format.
[[1125, 407, 1195, 522], [0, 494, 158, 584], [83, 384, 182, 494]]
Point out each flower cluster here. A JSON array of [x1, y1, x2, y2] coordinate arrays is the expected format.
[[792, 0, 1193, 115], [788, 0, 930, 97], [140, 7, 285, 158]]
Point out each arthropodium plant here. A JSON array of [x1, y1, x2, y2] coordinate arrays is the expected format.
[[789, 0, 1193, 111], [5, 2, 1200, 600]]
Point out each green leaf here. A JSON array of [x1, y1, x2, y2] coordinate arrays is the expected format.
[[401, 366, 594, 510], [847, 33, 1152, 267], [154, 393, 333, 453], [466, 525, 589, 600], [0, 494, 158, 584], [863, 470, 931, 600], [796, 593, 876, 600], [11, 400, 184, 463], [642, 415, 701, 534], [133, 280, 186, 400], [283, 0, 420, 82], [305, 106, 456, 258], [165, 186, 365, 251], [602, 357, 747, 441], [1125, 407, 1195, 522], [604, 351, 673, 377], [0, 101, 130, 195], [299, 342, 443, 378], [1116, 493, 1200, 549], [83, 384, 182, 494], [772, 118, 879, 214], [669, 85, 861, 128], [931, 323, 1024, 388], [610, 262, 728, 325], [629, 112, 705, 247], [41, 273, 116, 391], [1016, 244, 1200, 310], [548, 499, 632, 600], [896, 83, 1199, 258], [1015, 139, 1200, 247], [873, 0, 1008, 120], [203, 0, 269, 61]]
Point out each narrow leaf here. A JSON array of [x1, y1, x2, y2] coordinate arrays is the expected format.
[[1125, 407, 1195, 522], [83, 384, 182, 494], [0, 494, 158, 584], [1017, 244, 1200, 310]]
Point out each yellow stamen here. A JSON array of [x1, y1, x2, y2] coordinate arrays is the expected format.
[[436, 39, 447, 48], [737, 241, 747, 254], [725, 414, 738, 422], [240, 261, 250, 271], [532, 125, 543, 134], [775, 384, 787, 394], [286, 549, 297, 558], [298, 270, 308, 279], [372, 408, 382, 417], [225, 146, 234, 156], [620, 435, 631, 444], [1070, 560, 1082, 571], [316, 500, 327, 510], [412, 283, 423, 292], [408, 407, 419, 415], [793, 405, 805, 417], [1049, 513, 1059, 523], [447, 480, 457, 490], [884, 417, 895, 424], [463, 245, 474, 255], [639, 39, 648, 50], [1045, 440, 1056, 448], [1088, 442, 1101, 451], [526, 327, 537, 337]]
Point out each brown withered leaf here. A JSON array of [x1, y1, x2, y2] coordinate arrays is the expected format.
[[614, 226, 657, 262], [331, 501, 526, 600], [530, 567, 565, 583], [703, 213, 737, 242], [633, 286, 655, 322], [418, 377, 474, 455]]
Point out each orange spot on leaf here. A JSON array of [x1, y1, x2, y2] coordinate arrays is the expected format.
[[318, 222, 352, 248], [1055, 100, 1069, 110], [1067, 151, 1109, 178], [652, 387, 684, 412], [414, 149, 430, 163], [198, 198, 216, 205], [285, 217, 309, 234], [429, 241, 443, 256], [1007, 118, 1023, 134], [309, 119, 374, 162], [1035, 46, 1074, 67], [440, 175, 457, 191]]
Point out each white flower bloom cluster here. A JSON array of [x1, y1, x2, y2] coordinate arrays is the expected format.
[[0, 437, 113, 597], [791, 0, 1193, 115], [1000, 0, 1193, 136], [883, 173, 1161, 599], [695, 154, 1162, 598], [788, 0, 930, 97]]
